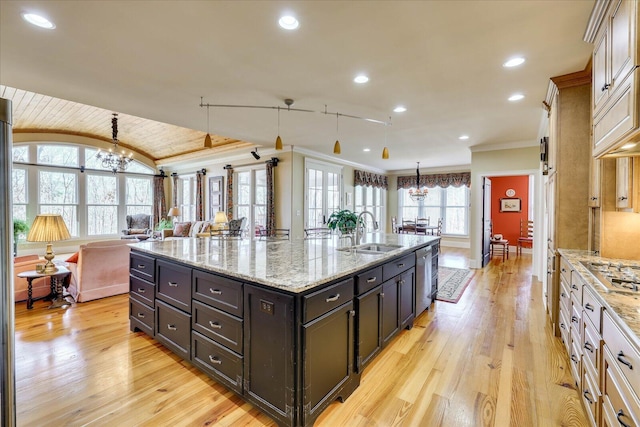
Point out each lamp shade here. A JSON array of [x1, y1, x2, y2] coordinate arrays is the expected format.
[[214, 211, 229, 224], [26, 214, 71, 242], [167, 207, 180, 217]]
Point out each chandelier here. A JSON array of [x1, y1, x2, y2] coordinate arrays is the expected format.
[[409, 162, 428, 202], [96, 113, 132, 173]]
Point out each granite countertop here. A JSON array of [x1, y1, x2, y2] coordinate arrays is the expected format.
[[558, 249, 640, 349], [130, 233, 439, 293]]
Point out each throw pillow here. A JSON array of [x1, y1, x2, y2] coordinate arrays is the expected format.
[[173, 222, 192, 237], [66, 252, 80, 263], [129, 228, 147, 235]]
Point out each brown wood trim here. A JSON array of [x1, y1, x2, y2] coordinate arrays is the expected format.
[[551, 67, 592, 89]]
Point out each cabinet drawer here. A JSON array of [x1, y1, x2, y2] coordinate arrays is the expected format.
[[559, 276, 571, 317], [129, 296, 154, 336], [155, 299, 191, 359], [569, 335, 581, 386], [559, 309, 571, 354], [383, 254, 415, 282], [303, 278, 354, 323], [602, 346, 640, 427], [130, 252, 155, 282], [355, 266, 383, 295], [582, 314, 601, 378], [582, 284, 603, 333], [581, 361, 600, 427], [157, 260, 192, 313], [593, 70, 636, 157], [560, 257, 572, 291], [192, 300, 243, 355], [570, 297, 582, 341], [192, 270, 243, 317], [192, 331, 243, 394], [603, 311, 640, 397], [130, 275, 154, 307]]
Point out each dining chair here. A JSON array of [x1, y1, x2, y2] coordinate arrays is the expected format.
[[517, 219, 534, 255], [416, 217, 429, 234], [304, 227, 332, 239], [401, 218, 416, 234]]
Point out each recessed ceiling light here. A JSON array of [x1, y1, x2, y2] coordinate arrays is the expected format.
[[363, 148, 371, 152], [508, 93, 525, 101], [354, 74, 369, 84], [459, 135, 469, 140], [393, 106, 407, 113], [278, 15, 299, 30], [22, 13, 55, 29], [503, 57, 525, 68]]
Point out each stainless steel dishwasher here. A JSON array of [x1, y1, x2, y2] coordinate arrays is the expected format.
[[415, 245, 432, 315]]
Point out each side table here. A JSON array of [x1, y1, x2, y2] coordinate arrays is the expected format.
[[17, 266, 73, 309]]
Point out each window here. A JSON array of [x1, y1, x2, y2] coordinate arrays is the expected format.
[[11, 142, 154, 241], [305, 160, 341, 227], [178, 176, 196, 221], [355, 186, 386, 232], [399, 186, 469, 236], [235, 168, 266, 236], [86, 173, 118, 235]]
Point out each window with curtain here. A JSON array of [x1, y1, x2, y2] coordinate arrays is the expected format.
[[235, 168, 266, 236], [354, 186, 386, 232], [11, 142, 154, 240], [398, 186, 469, 236], [178, 175, 196, 221], [305, 159, 341, 228]]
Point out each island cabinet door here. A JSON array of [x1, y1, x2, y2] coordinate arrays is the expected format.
[[381, 278, 399, 347], [356, 285, 382, 373], [156, 260, 192, 314], [302, 300, 356, 426], [243, 285, 295, 427], [398, 270, 415, 331]]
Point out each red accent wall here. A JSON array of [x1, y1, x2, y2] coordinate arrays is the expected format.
[[490, 175, 529, 245]]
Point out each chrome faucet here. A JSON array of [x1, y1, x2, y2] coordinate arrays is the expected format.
[[355, 211, 379, 245]]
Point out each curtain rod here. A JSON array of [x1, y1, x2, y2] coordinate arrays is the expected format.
[[224, 157, 279, 170]]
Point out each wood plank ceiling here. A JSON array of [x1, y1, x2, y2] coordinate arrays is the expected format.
[[1, 85, 256, 165]]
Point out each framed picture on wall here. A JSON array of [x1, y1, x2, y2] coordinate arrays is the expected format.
[[500, 197, 521, 212]]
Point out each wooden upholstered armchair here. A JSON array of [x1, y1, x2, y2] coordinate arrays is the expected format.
[[122, 214, 152, 239]]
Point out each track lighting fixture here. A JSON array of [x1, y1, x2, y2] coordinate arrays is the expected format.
[[251, 148, 261, 160]]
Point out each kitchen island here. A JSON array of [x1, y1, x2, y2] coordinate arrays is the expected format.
[[128, 233, 439, 427]]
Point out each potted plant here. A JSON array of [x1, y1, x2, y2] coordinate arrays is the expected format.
[[326, 209, 364, 234], [156, 217, 173, 231], [13, 218, 30, 257]]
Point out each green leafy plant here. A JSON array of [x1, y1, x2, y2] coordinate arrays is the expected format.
[[13, 218, 30, 238], [326, 209, 364, 234], [156, 217, 173, 230]]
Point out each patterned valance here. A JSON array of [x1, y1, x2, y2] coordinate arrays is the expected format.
[[397, 172, 471, 189], [354, 169, 388, 189]]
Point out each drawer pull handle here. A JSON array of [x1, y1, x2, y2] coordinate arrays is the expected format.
[[617, 409, 631, 427], [584, 303, 594, 312], [602, 83, 610, 92], [571, 316, 578, 324], [561, 268, 566, 272], [137, 264, 146, 269], [137, 288, 145, 293], [208, 355, 222, 365], [583, 389, 593, 405], [422, 255, 427, 259], [209, 289, 222, 295], [617, 351, 633, 370], [209, 321, 222, 329], [584, 342, 594, 353], [399, 280, 405, 285], [326, 294, 340, 303], [571, 284, 578, 290], [398, 263, 405, 267], [561, 292, 567, 298], [168, 282, 178, 287], [560, 323, 566, 330], [380, 292, 385, 298], [570, 354, 579, 363], [366, 277, 377, 283], [137, 313, 145, 318], [167, 324, 177, 331]]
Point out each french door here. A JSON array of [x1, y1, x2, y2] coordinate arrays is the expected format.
[[305, 160, 342, 228]]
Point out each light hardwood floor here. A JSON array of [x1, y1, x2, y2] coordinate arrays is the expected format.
[[13, 247, 588, 426]]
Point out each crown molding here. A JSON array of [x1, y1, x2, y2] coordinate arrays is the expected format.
[[584, 0, 610, 43], [468, 139, 537, 153]]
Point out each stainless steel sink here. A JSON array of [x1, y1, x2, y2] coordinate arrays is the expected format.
[[337, 244, 402, 255]]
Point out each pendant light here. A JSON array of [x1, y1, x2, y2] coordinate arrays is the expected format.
[[409, 162, 428, 201], [203, 96, 212, 148], [382, 117, 390, 159], [333, 112, 341, 154], [275, 106, 283, 150]]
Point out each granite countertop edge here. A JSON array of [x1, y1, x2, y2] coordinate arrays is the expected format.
[[558, 249, 640, 349]]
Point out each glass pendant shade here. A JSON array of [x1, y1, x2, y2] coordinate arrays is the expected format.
[[204, 133, 212, 148], [275, 135, 283, 150], [333, 140, 341, 154], [382, 147, 389, 159]]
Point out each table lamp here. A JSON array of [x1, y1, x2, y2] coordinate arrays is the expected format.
[[213, 211, 228, 230], [167, 206, 180, 221], [26, 214, 71, 273]]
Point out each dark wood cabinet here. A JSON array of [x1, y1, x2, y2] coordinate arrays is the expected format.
[[130, 252, 155, 282], [381, 278, 399, 346], [129, 253, 156, 336], [156, 260, 192, 313], [129, 296, 154, 336], [302, 300, 356, 425], [192, 270, 243, 317], [355, 285, 382, 371], [398, 270, 415, 331], [155, 299, 191, 359], [243, 284, 295, 427], [192, 331, 243, 394], [192, 300, 243, 355]]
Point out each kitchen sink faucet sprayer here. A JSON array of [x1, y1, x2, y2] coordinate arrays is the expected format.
[[355, 211, 378, 245]]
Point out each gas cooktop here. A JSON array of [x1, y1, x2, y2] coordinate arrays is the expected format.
[[580, 261, 640, 294]]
